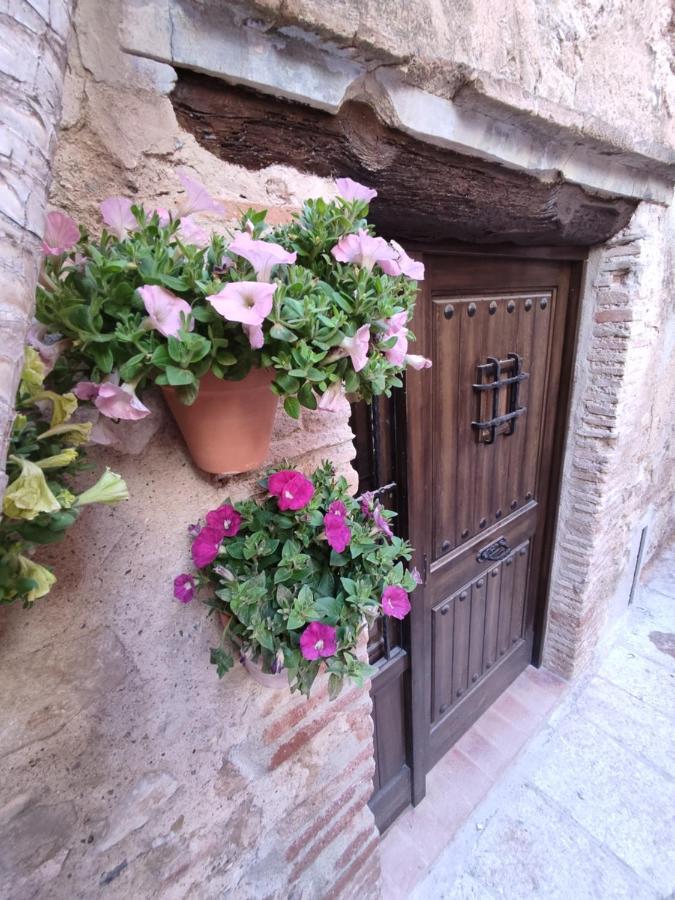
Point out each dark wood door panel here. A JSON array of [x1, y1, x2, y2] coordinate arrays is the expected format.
[[407, 252, 573, 782]]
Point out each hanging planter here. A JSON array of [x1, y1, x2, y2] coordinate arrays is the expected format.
[[218, 612, 287, 689], [35, 173, 432, 478], [174, 461, 419, 699], [162, 368, 278, 475]]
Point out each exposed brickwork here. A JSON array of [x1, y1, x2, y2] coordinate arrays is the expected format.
[[544, 203, 674, 678]]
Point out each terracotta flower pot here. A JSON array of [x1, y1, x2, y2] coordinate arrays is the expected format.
[[218, 611, 287, 690], [162, 368, 278, 475]]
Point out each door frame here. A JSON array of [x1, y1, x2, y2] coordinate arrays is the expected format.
[[400, 242, 586, 806]]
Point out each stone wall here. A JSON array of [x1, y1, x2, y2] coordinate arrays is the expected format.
[[0, 0, 73, 495], [544, 201, 674, 678], [0, 0, 380, 896]]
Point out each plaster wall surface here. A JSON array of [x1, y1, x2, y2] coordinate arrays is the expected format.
[[0, 0, 380, 896]]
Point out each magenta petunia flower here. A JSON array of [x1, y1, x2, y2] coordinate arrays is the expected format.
[[205, 503, 242, 537], [100, 196, 137, 238], [173, 573, 196, 603], [359, 491, 374, 519], [177, 169, 225, 216], [381, 585, 411, 620], [94, 382, 151, 421], [228, 232, 297, 282], [42, 210, 79, 256], [191, 525, 223, 568], [324, 511, 351, 552], [373, 503, 394, 540], [380, 311, 409, 366], [299, 621, 337, 660], [379, 241, 425, 281], [268, 470, 315, 511], [405, 354, 433, 370], [340, 324, 371, 373], [207, 281, 275, 327], [138, 284, 193, 338], [328, 500, 347, 518], [335, 178, 378, 203], [317, 382, 344, 412], [330, 229, 396, 273]]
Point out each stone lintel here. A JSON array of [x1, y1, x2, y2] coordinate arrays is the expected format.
[[121, 0, 674, 205]]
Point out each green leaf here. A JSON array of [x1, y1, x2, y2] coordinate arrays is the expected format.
[[284, 396, 301, 419], [90, 344, 114, 373], [313, 595, 342, 623], [327, 673, 344, 701], [151, 345, 172, 367], [210, 647, 234, 678], [165, 365, 195, 386], [298, 383, 317, 410], [270, 323, 296, 342], [167, 336, 185, 363]]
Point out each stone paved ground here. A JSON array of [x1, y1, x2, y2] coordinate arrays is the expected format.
[[412, 542, 675, 900]]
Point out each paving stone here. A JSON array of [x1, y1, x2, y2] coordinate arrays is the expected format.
[[530, 716, 675, 895], [595, 640, 675, 718], [572, 676, 675, 774], [417, 784, 656, 900]]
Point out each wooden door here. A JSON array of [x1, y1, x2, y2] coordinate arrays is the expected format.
[[407, 253, 575, 776], [350, 396, 413, 832]]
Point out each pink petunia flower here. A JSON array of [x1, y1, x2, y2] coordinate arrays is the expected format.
[[299, 622, 337, 660], [42, 210, 79, 256], [324, 511, 351, 552], [243, 322, 264, 350], [330, 229, 396, 273], [405, 354, 433, 370], [380, 311, 409, 366], [359, 491, 374, 519], [381, 585, 411, 620], [151, 207, 171, 226], [177, 216, 210, 247], [205, 503, 242, 537], [340, 324, 371, 373], [317, 382, 344, 412], [207, 281, 275, 328], [228, 232, 297, 282], [268, 470, 315, 511], [100, 196, 137, 238], [95, 382, 151, 421], [26, 323, 70, 374], [379, 241, 425, 281], [72, 380, 101, 402], [173, 573, 196, 603], [191, 525, 222, 568], [138, 284, 193, 338], [335, 178, 378, 203], [177, 170, 225, 216]]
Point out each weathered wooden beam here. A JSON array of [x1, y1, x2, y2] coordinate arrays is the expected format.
[[171, 71, 636, 247]]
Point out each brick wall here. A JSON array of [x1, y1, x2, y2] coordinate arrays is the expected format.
[[543, 202, 674, 678]]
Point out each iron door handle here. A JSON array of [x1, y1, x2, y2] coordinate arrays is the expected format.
[[476, 537, 510, 563]]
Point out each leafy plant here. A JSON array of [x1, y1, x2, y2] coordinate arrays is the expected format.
[[0, 348, 129, 606], [35, 175, 430, 422], [173, 460, 418, 698]]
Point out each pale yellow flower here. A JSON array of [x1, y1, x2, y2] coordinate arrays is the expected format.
[[3, 456, 61, 520]]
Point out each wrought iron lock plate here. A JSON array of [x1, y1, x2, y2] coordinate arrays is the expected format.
[[472, 353, 529, 444], [477, 537, 510, 563]]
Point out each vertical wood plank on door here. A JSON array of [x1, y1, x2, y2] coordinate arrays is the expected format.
[[452, 586, 472, 705], [468, 576, 487, 688], [484, 565, 502, 673], [432, 601, 454, 722]]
